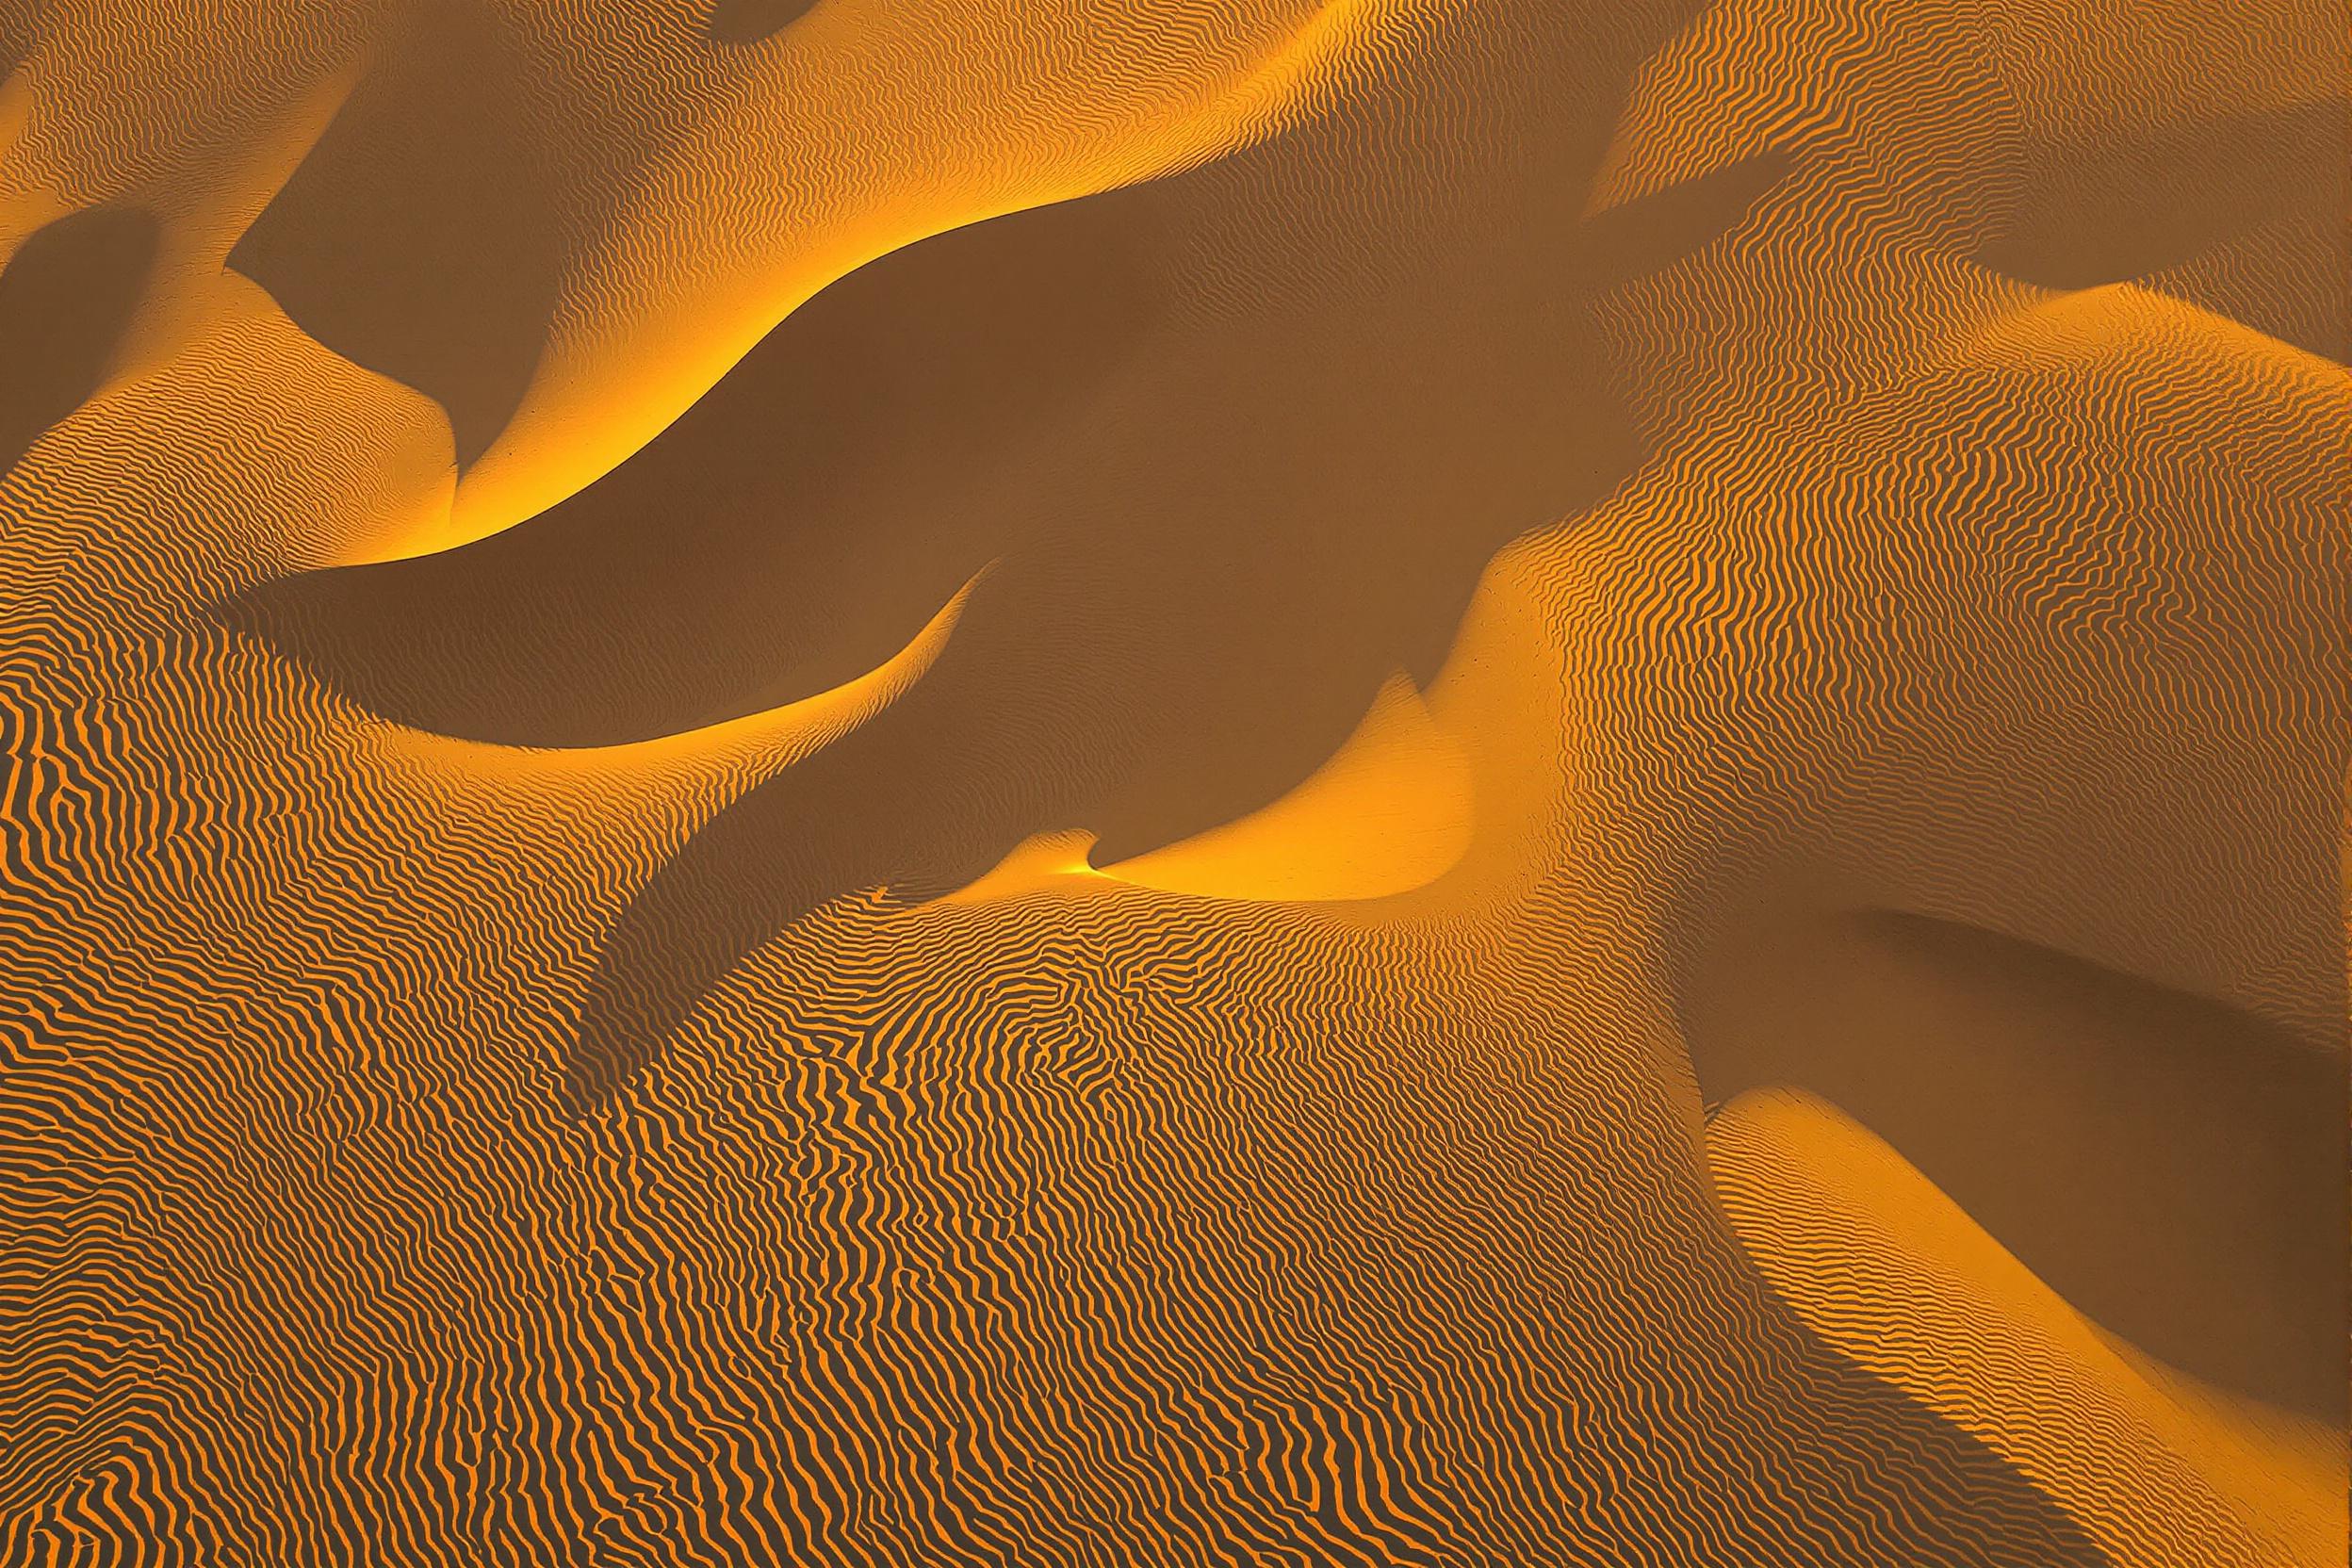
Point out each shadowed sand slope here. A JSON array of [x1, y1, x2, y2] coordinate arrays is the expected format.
[[0, 0, 2342, 1561]]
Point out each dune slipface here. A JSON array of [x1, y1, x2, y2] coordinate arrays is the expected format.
[[0, 0, 2344, 1563]]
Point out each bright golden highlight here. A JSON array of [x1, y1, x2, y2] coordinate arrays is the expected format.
[[0, 0, 2342, 1562]]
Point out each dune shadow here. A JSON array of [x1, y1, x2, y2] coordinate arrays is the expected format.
[[229, 14, 566, 468], [0, 205, 158, 476], [1685, 905, 2347, 1419], [228, 8, 1741, 1109]]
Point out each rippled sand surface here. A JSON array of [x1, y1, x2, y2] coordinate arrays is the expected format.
[[1, 1, 2343, 1561]]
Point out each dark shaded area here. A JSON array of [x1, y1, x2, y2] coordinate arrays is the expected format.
[[706, 0, 822, 45], [226, 192, 1166, 745], [233, 8, 1747, 1113], [1977, 100, 2349, 360], [0, 205, 159, 475], [1580, 150, 1790, 286], [228, 16, 564, 467], [553, 2, 1676, 1110], [1684, 906, 2348, 1419], [1726, 1256, 2114, 1568]]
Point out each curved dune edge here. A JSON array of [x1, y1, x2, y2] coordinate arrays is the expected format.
[[1102, 672, 1473, 904], [926, 671, 1471, 910], [443, 0, 1423, 549], [1953, 278, 2352, 392], [932, 828, 1111, 908], [724, 491, 1589, 936], [2, 266, 454, 590], [925, 519, 1586, 918], [372, 566, 988, 811], [1707, 1087, 2347, 1568], [1587, 0, 2337, 219]]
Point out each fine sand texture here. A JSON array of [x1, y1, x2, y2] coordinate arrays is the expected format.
[[2, 0, 2344, 1562]]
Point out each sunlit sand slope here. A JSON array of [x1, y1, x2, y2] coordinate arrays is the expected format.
[[0, 0, 2341, 1561]]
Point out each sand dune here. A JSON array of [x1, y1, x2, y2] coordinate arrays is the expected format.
[[0, 0, 2341, 1561]]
